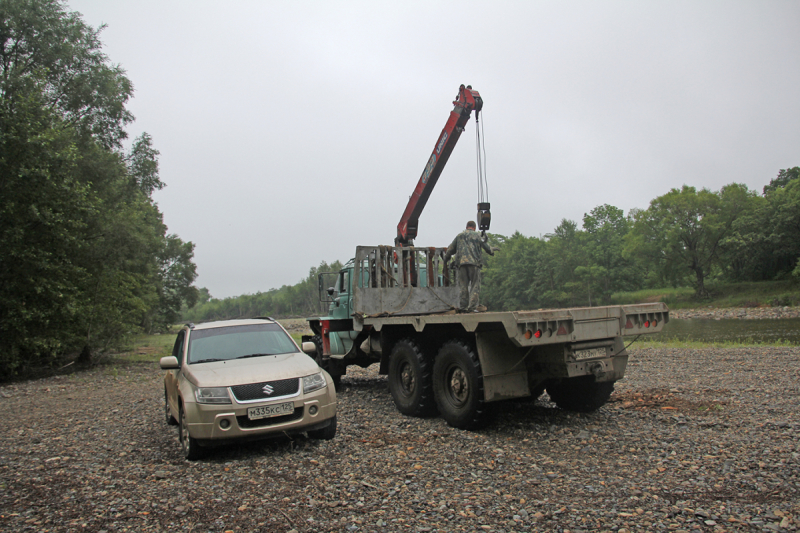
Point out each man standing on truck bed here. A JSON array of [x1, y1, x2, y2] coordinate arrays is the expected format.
[[444, 220, 496, 312]]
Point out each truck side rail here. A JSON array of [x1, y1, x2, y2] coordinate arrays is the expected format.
[[361, 303, 669, 346], [352, 245, 460, 316]]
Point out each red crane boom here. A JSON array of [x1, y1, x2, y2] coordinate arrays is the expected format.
[[395, 84, 484, 247]]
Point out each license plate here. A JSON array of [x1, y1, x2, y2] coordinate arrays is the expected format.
[[247, 402, 294, 420], [575, 347, 607, 360]]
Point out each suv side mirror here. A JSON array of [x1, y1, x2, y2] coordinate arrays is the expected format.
[[301, 341, 317, 355], [159, 356, 179, 369]]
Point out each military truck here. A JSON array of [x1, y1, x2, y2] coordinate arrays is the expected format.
[[303, 85, 668, 428], [303, 245, 668, 429]]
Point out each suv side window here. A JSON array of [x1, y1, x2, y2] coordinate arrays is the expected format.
[[172, 330, 186, 366]]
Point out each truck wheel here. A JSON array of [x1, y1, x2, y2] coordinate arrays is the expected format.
[[311, 335, 342, 391], [433, 340, 491, 430], [388, 339, 436, 417], [546, 376, 615, 412]]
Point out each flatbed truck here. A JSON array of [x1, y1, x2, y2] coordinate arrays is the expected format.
[[304, 245, 668, 429], [303, 85, 668, 428]]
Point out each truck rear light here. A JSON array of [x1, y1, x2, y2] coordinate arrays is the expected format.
[[644, 320, 650, 328], [524, 329, 543, 340]]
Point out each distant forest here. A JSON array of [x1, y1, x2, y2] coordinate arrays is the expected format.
[[184, 261, 343, 323], [185, 167, 800, 322]]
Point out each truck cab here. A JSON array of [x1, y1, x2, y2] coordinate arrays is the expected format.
[[305, 248, 452, 387]]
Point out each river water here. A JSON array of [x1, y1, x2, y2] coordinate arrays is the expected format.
[[653, 317, 800, 345]]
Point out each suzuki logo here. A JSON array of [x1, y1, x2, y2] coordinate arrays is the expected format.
[[262, 384, 274, 395]]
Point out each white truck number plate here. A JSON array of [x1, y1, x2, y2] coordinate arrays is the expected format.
[[247, 402, 294, 420], [575, 348, 607, 360]]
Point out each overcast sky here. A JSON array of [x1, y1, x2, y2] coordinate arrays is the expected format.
[[67, 0, 800, 299]]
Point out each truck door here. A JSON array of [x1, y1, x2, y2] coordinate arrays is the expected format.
[[331, 269, 352, 320], [339, 269, 352, 316]]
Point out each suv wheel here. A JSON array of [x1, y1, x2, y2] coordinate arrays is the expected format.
[[165, 388, 177, 426], [308, 415, 337, 440], [179, 404, 204, 460]]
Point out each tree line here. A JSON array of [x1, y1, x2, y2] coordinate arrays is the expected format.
[[184, 261, 344, 323], [0, 0, 198, 375], [482, 170, 800, 310], [187, 168, 799, 321]]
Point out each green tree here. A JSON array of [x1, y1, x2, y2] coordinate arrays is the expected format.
[[0, 0, 197, 374], [482, 232, 546, 310], [0, 95, 90, 371], [763, 178, 800, 277], [626, 184, 752, 298], [127, 132, 164, 195], [763, 167, 800, 195], [0, 0, 133, 147], [582, 204, 638, 300], [541, 219, 588, 306]]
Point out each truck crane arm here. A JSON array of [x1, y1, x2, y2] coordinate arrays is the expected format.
[[395, 84, 483, 247]]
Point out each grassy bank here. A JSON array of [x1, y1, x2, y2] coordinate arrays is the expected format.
[[610, 279, 800, 309], [630, 337, 796, 350], [110, 330, 177, 363]]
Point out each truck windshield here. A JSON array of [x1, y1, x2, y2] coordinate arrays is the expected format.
[[188, 324, 297, 364]]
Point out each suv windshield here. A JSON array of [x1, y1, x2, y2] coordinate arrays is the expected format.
[[188, 323, 297, 364]]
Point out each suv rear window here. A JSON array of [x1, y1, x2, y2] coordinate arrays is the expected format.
[[188, 324, 297, 364]]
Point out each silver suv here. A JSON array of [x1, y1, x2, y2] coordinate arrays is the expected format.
[[160, 318, 337, 460]]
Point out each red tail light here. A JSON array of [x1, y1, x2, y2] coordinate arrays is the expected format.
[[524, 329, 543, 340]]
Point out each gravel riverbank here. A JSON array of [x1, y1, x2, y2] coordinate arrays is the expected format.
[[1, 343, 798, 533], [669, 307, 800, 320]]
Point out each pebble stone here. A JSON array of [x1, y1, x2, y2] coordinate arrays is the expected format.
[[0, 321, 798, 532]]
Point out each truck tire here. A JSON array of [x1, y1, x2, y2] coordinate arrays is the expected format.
[[311, 335, 342, 391], [546, 376, 615, 412], [388, 338, 436, 417], [433, 340, 491, 430]]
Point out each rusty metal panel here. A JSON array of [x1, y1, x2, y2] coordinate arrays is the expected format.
[[484, 372, 529, 402], [354, 286, 460, 316], [353, 245, 459, 316], [476, 331, 531, 401]]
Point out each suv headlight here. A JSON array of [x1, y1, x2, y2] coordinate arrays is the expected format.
[[195, 387, 231, 404], [302, 372, 327, 394]]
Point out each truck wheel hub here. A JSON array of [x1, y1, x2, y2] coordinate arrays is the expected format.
[[449, 369, 468, 398], [401, 365, 415, 391]]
